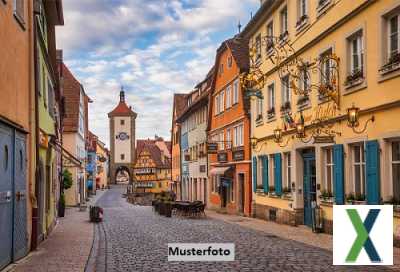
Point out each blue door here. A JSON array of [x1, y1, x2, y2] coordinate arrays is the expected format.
[[13, 132, 28, 260], [303, 152, 316, 227], [0, 124, 13, 270]]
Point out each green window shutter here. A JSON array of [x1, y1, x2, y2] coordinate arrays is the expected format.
[[262, 155, 269, 193], [366, 140, 380, 204], [274, 153, 282, 196], [333, 144, 345, 205], [252, 156, 257, 193]]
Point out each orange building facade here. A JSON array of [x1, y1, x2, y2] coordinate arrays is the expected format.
[[208, 36, 252, 216]]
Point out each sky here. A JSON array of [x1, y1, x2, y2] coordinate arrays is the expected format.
[[56, 0, 260, 147]]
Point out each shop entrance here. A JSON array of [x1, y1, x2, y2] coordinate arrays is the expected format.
[[303, 151, 316, 227], [238, 173, 245, 213]]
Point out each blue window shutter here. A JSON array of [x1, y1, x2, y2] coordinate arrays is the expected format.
[[274, 153, 282, 196], [366, 140, 380, 204], [333, 144, 345, 205], [262, 156, 269, 193], [252, 156, 257, 193]]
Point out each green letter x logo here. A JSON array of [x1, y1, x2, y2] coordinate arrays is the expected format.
[[346, 209, 381, 263]]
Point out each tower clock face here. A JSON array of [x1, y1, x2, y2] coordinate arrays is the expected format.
[[117, 132, 129, 141]]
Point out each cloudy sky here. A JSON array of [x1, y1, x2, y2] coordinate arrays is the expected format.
[[56, 0, 259, 147]]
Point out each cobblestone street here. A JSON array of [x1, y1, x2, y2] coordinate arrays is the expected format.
[[91, 185, 393, 272]]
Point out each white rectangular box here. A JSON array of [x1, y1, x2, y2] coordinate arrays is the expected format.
[[168, 243, 235, 262]]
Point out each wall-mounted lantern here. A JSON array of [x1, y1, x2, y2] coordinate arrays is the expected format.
[[347, 103, 375, 134]]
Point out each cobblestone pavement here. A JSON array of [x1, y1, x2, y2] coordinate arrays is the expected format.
[[94, 185, 394, 272]]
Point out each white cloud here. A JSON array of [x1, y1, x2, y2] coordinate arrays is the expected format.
[[57, 0, 259, 146]]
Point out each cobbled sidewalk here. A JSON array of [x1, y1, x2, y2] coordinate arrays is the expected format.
[[5, 190, 106, 272], [206, 209, 400, 270]]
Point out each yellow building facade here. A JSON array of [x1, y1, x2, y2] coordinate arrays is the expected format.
[[242, 0, 400, 241]]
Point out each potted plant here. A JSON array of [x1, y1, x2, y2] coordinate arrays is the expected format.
[[59, 193, 66, 217], [164, 201, 173, 217], [282, 187, 292, 199], [345, 69, 363, 86], [268, 185, 276, 196], [346, 193, 355, 204], [267, 107, 275, 117], [256, 184, 264, 192], [353, 193, 366, 204]]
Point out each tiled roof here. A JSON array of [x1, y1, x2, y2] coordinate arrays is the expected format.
[[61, 63, 81, 133], [136, 139, 171, 168], [225, 36, 250, 72], [173, 93, 187, 121], [108, 101, 136, 117]]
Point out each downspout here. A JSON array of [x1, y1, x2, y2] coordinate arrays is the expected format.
[[31, 0, 40, 251]]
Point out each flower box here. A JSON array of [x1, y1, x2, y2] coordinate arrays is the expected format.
[[280, 101, 291, 112], [279, 31, 288, 42], [345, 69, 364, 86]]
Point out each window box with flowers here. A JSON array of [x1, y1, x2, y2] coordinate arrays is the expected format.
[[319, 189, 334, 204], [268, 185, 279, 198], [281, 187, 292, 200], [279, 31, 289, 43], [296, 95, 310, 110], [256, 184, 265, 194], [379, 52, 400, 75], [280, 101, 291, 113], [345, 69, 364, 88], [346, 193, 366, 205], [267, 107, 275, 119], [296, 15, 309, 32]]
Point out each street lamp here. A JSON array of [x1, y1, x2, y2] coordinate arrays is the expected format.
[[347, 103, 375, 134]]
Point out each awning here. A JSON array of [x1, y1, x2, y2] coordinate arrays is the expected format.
[[209, 166, 231, 176]]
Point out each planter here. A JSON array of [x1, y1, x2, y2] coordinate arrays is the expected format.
[[164, 203, 173, 217]]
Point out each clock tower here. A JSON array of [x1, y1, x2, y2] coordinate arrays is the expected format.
[[108, 88, 137, 184]]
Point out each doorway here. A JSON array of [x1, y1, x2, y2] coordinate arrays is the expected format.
[[303, 151, 316, 227], [238, 173, 245, 213]]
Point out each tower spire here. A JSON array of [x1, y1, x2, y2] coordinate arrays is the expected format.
[[120, 85, 125, 102]]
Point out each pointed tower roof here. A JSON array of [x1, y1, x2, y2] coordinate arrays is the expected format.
[[108, 87, 137, 117]]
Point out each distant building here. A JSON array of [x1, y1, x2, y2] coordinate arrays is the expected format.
[[108, 89, 137, 184], [176, 68, 214, 203], [133, 138, 172, 193], [207, 36, 252, 216], [96, 140, 109, 190], [171, 94, 187, 199], [87, 132, 98, 193]]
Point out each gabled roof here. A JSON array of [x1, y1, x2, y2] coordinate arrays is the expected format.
[[172, 93, 187, 121], [225, 37, 250, 71], [108, 90, 137, 117], [136, 139, 171, 168]]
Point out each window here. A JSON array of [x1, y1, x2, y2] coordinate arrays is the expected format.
[[392, 141, 400, 202], [298, 0, 307, 18], [348, 31, 364, 75], [220, 91, 225, 113], [284, 153, 291, 192], [120, 119, 125, 125], [320, 48, 333, 86], [255, 34, 262, 62], [266, 21, 274, 53], [298, 69, 310, 105], [218, 132, 224, 150], [257, 157, 263, 188], [219, 63, 224, 76], [14, 0, 24, 24], [324, 147, 334, 195], [228, 56, 233, 68], [226, 86, 232, 109], [233, 80, 239, 104], [281, 75, 291, 108], [121, 154, 125, 161], [226, 129, 231, 149], [389, 14, 400, 60], [214, 95, 219, 115], [212, 175, 218, 193], [280, 6, 288, 36], [353, 144, 366, 198], [267, 83, 275, 112], [256, 98, 263, 120], [233, 124, 244, 147]]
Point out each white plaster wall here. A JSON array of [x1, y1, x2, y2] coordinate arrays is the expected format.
[[114, 116, 132, 163]]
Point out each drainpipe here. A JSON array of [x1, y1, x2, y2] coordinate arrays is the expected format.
[[31, 0, 40, 251]]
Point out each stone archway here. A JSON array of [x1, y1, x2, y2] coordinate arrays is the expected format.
[[115, 166, 131, 184]]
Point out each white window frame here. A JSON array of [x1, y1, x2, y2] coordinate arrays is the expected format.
[[348, 31, 364, 74], [267, 83, 275, 110], [391, 140, 400, 201], [226, 128, 232, 149], [323, 147, 334, 195], [280, 6, 288, 35], [284, 152, 291, 191], [281, 75, 291, 104], [352, 143, 366, 197], [255, 34, 262, 61], [298, 0, 307, 18], [233, 124, 244, 147], [388, 13, 400, 59], [226, 86, 232, 109], [266, 21, 274, 53], [256, 98, 263, 119], [233, 80, 239, 104], [320, 47, 333, 86]]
